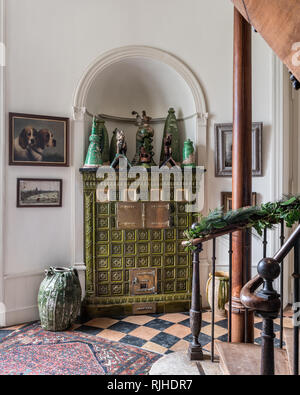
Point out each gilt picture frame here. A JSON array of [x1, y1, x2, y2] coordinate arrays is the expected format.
[[215, 122, 263, 177], [9, 113, 69, 167], [17, 178, 63, 208], [221, 192, 257, 213]]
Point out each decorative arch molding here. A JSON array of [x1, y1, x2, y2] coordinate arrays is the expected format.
[[72, 45, 208, 125], [70, 46, 209, 286]]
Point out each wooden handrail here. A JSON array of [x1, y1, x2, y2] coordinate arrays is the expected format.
[[241, 224, 300, 312]]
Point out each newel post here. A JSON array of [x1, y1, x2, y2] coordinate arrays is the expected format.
[[256, 258, 281, 375], [188, 242, 204, 361]]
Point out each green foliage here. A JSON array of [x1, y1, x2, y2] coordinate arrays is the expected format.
[[185, 195, 300, 248]]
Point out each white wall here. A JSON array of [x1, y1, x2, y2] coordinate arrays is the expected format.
[[0, 0, 288, 325]]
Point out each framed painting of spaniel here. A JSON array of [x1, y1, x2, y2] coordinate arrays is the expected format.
[[9, 113, 69, 166]]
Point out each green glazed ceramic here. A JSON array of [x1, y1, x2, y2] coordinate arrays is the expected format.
[[160, 108, 180, 165], [99, 119, 110, 165], [38, 267, 82, 331], [84, 117, 103, 168], [182, 139, 196, 167]]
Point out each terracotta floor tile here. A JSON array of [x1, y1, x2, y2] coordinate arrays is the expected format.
[[201, 324, 227, 338], [203, 341, 220, 357], [129, 326, 160, 341], [97, 329, 126, 342], [164, 324, 191, 339], [85, 317, 118, 329], [122, 315, 155, 326], [202, 311, 212, 322], [170, 339, 189, 352], [254, 328, 261, 339], [142, 341, 168, 354], [70, 324, 81, 331], [3, 324, 25, 331], [160, 313, 188, 323]]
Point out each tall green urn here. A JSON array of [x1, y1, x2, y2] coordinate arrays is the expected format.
[[84, 117, 103, 168], [160, 108, 180, 164], [38, 267, 82, 331], [99, 119, 110, 165]]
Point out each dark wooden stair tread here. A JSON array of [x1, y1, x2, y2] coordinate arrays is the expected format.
[[216, 342, 290, 375]]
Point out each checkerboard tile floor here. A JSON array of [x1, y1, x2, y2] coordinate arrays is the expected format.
[[0, 311, 290, 355]]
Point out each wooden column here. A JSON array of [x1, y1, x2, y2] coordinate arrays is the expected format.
[[231, 8, 254, 343]]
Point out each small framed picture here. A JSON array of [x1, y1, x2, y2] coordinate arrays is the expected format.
[[221, 192, 257, 213], [215, 123, 262, 177], [17, 179, 63, 208], [9, 113, 69, 166]]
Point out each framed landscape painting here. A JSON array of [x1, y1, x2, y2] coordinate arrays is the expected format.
[[215, 122, 263, 177], [17, 179, 63, 208], [9, 113, 69, 166]]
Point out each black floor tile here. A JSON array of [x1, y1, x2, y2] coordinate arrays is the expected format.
[[144, 318, 174, 331], [74, 325, 103, 336], [184, 332, 212, 347], [255, 321, 281, 332], [215, 319, 228, 329], [151, 332, 180, 348], [217, 334, 228, 342], [109, 321, 139, 334], [120, 335, 147, 348]]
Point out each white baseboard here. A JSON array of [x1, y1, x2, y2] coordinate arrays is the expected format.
[[4, 305, 39, 327]]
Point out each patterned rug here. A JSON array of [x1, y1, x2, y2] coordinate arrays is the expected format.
[[0, 323, 161, 375]]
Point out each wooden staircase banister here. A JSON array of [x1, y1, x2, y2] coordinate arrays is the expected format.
[[231, 0, 300, 84], [240, 224, 300, 375], [241, 224, 300, 313]]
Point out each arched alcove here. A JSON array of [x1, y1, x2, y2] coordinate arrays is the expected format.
[[71, 46, 209, 272]]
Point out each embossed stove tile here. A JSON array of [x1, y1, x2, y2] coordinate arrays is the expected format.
[[97, 329, 126, 342], [122, 315, 155, 326], [159, 313, 188, 323], [85, 317, 118, 329], [163, 324, 191, 339], [142, 341, 168, 355], [129, 326, 160, 341]]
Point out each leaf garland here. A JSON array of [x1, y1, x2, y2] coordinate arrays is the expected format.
[[185, 195, 300, 249]]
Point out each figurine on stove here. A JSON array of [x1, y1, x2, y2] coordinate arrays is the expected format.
[[132, 110, 156, 166], [110, 129, 131, 169]]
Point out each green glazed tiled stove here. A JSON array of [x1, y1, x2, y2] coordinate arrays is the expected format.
[[80, 168, 198, 318]]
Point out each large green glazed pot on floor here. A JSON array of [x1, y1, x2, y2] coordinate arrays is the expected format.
[[38, 267, 82, 331]]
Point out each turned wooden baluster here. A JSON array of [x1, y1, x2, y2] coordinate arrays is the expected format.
[[256, 258, 281, 375], [188, 242, 204, 361]]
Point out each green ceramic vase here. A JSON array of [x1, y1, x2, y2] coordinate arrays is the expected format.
[[38, 267, 82, 331], [182, 139, 196, 167], [160, 108, 180, 165], [99, 119, 110, 165], [84, 117, 103, 168]]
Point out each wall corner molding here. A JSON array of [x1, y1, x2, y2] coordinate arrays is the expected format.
[[72, 106, 87, 121]]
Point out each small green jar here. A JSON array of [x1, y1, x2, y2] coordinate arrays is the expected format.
[[182, 139, 196, 167], [38, 267, 82, 331]]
